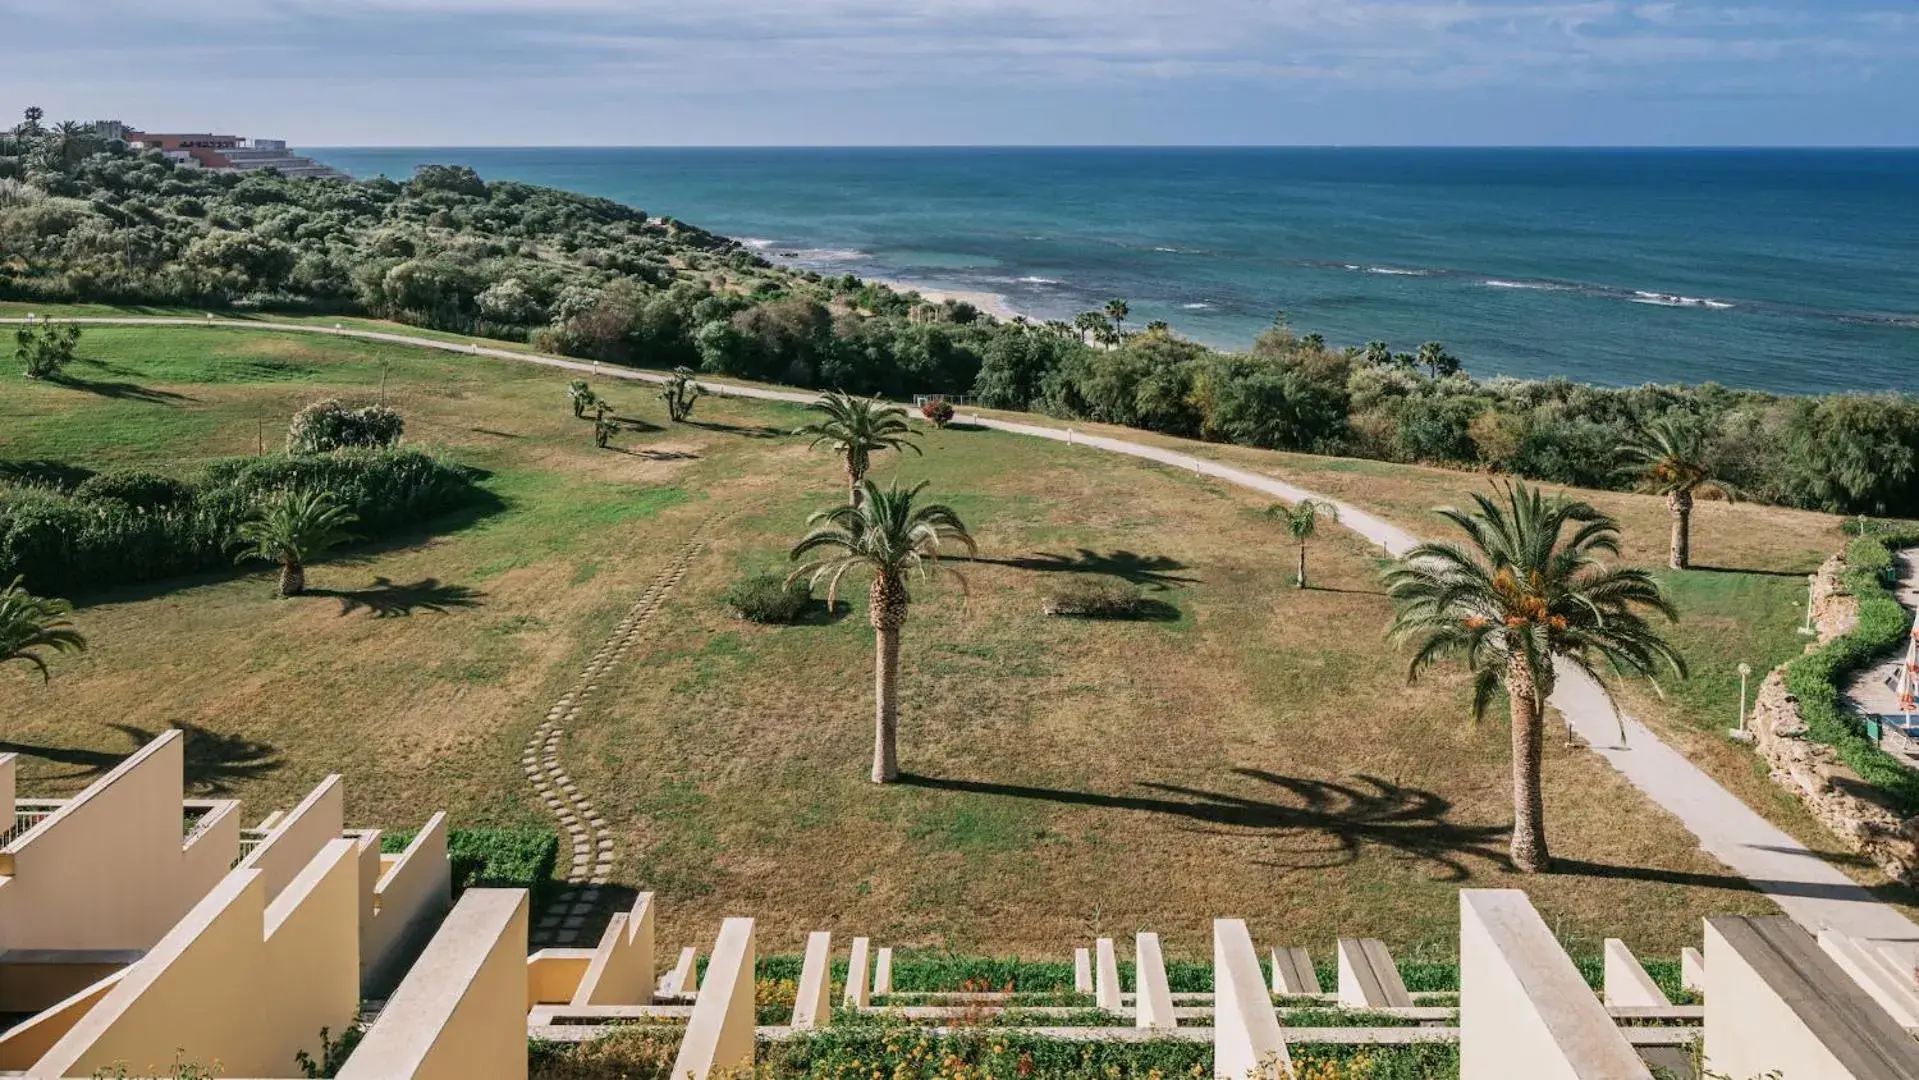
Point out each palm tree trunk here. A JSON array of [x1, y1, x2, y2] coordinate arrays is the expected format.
[[1668, 491, 1693, 570], [846, 448, 870, 507], [1296, 543, 1308, 589], [1506, 657, 1550, 873], [280, 560, 305, 598], [872, 622, 901, 783]]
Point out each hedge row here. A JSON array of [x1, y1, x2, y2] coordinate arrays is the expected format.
[[1782, 525, 1919, 815], [0, 447, 484, 595], [381, 826, 559, 907]]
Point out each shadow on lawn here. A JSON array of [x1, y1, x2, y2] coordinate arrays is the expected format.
[[0, 459, 96, 491], [683, 419, 784, 439], [1685, 564, 1813, 579], [958, 549, 1198, 591], [310, 576, 482, 618], [50, 369, 191, 406], [1, 722, 282, 795]]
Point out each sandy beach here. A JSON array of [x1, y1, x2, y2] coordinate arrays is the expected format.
[[870, 277, 1020, 321]]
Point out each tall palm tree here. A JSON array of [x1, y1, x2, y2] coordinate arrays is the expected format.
[[0, 577, 87, 680], [1266, 499, 1339, 589], [233, 489, 359, 597], [1618, 414, 1739, 570], [790, 480, 976, 783], [1383, 482, 1684, 873], [794, 392, 921, 506], [1104, 298, 1130, 337]]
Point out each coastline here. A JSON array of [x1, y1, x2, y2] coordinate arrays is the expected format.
[[868, 277, 1020, 321]]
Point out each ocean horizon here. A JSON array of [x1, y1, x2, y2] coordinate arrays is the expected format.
[[309, 146, 1919, 396]]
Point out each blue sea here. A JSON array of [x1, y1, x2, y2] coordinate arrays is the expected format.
[[310, 148, 1919, 395]]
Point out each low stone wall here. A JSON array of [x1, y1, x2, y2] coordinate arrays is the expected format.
[[1751, 554, 1919, 883]]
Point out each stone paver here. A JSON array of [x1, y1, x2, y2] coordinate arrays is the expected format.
[[28, 314, 1916, 942]]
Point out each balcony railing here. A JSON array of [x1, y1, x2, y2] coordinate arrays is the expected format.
[[3, 799, 68, 848], [232, 827, 273, 868]]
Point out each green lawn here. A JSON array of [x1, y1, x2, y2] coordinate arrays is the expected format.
[[0, 315, 1853, 961]]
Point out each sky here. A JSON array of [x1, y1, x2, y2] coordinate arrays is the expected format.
[[3, 1, 1916, 147]]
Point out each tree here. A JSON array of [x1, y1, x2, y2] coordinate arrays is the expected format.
[[1073, 311, 1111, 347], [1265, 499, 1339, 589], [794, 391, 921, 505], [232, 489, 359, 597], [0, 576, 86, 680], [658, 366, 703, 423], [17, 106, 44, 138], [594, 401, 617, 449], [15, 322, 81, 379], [1618, 414, 1739, 570], [1416, 342, 1460, 379], [567, 379, 597, 419], [1105, 299, 1130, 338], [789, 480, 976, 782], [1361, 341, 1393, 366], [1383, 481, 1683, 872]]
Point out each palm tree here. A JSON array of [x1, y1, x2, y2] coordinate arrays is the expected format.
[[1104, 299, 1130, 337], [659, 366, 703, 423], [790, 480, 976, 783], [794, 392, 921, 506], [233, 489, 359, 597], [1416, 342, 1459, 379], [1618, 414, 1739, 570], [1266, 499, 1339, 589], [1383, 482, 1684, 873], [1073, 311, 1110, 346], [567, 379, 597, 419], [0, 577, 87, 680]]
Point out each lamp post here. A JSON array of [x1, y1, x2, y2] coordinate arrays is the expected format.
[[1732, 661, 1754, 742]]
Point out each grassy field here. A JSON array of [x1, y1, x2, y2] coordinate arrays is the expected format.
[[0, 314, 1854, 962]]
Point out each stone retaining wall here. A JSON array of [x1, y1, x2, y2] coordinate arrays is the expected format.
[[1751, 554, 1919, 884]]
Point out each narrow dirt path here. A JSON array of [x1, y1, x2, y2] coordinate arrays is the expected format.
[[20, 314, 1916, 941]]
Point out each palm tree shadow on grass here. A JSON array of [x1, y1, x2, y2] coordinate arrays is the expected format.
[[308, 576, 482, 618], [683, 419, 784, 439], [49, 373, 190, 405], [1, 722, 281, 795], [957, 548, 1199, 591], [899, 768, 1792, 894]]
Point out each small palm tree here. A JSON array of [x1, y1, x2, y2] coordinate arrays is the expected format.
[[1383, 481, 1684, 873], [0, 576, 87, 680], [790, 480, 976, 783], [1618, 414, 1739, 570], [659, 366, 703, 423], [567, 379, 597, 419], [593, 401, 617, 449], [794, 392, 922, 506], [1266, 499, 1339, 589], [1105, 298, 1130, 337], [233, 489, 359, 597]]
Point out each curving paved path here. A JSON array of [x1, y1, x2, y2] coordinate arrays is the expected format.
[[15, 314, 1917, 941]]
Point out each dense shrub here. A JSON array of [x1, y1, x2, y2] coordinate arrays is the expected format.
[[1040, 575, 1143, 618], [1781, 527, 1919, 814], [0, 447, 482, 594], [13, 321, 80, 378], [285, 398, 406, 453], [721, 572, 813, 624], [920, 398, 955, 428], [381, 826, 559, 906]]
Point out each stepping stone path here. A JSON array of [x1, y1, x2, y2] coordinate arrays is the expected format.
[[524, 526, 717, 947]]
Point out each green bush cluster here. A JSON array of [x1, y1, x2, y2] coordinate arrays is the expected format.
[[0, 447, 481, 594], [1040, 574, 1144, 618], [1781, 526, 1919, 814], [285, 398, 405, 453], [380, 826, 559, 906], [721, 572, 814, 624]]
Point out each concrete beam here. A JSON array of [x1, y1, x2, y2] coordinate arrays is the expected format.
[[658, 946, 696, 997], [1074, 947, 1092, 994], [844, 936, 870, 1009], [1213, 919, 1291, 1078], [573, 892, 655, 1006], [1095, 937, 1122, 1011], [791, 932, 832, 1029], [1270, 947, 1320, 995], [1134, 932, 1176, 1031], [1602, 939, 1671, 1008], [1336, 938, 1412, 1008], [671, 919, 756, 1080], [1459, 890, 1650, 1080], [1820, 930, 1919, 1028], [874, 946, 893, 997], [1680, 947, 1704, 995], [1705, 916, 1919, 1079]]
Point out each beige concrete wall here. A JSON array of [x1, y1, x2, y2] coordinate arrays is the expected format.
[[1213, 918, 1290, 1079], [1602, 939, 1671, 1007], [844, 935, 870, 1008], [1095, 937, 1121, 1011], [791, 930, 832, 1028], [671, 918, 756, 1080], [0, 971, 124, 1071], [341, 889, 529, 1080], [874, 946, 893, 997], [362, 812, 452, 990], [526, 948, 595, 1007], [1820, 930, 1919, 1027], [0, 733, 241, 952], [1459, 890, 1649, 1080], [659, 945, 697, 996], [240, 776, 343, 901], [2, 752, 14, 812], [0, 954, 139, 1014], [28, 838, 361, 1079], [1133, 932, 1175, 1031], [1074, 947, 1091, 994], [573, 892, 654, 1006]]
